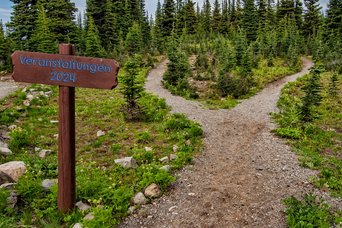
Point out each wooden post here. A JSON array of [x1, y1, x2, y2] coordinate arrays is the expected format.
[[58, 44, 76, 213]]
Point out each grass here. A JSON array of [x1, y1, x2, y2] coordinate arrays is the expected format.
[[0, 67, 203, 227], [168, 56, 298, 110], [273, 71, 342, 226]]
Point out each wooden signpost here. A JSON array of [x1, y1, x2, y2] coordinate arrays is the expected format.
[[11, 44, 120, 213]]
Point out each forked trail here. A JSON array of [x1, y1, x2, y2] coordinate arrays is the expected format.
[[121, 59, 316, 227]]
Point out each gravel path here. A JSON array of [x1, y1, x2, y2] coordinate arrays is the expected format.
[[0, 79, 17, 100], [120, 59, 326, 227]]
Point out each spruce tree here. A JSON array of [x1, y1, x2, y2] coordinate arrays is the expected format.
[[125, 22, 143, 54], [303, 0, 322, 37], [44, 0, 77, 44], [326, 0, 342, 37], [0, 21, 7, 70], [162, 0, 176, 37], [212, 0, 222, 33], [242, 0, 258, 41], [85, 16, 105, 57], [183, 0, 198, 34], [103, 0, 118, 50], [203, 0, 212, 33], [8, 0, 38, 51], [31, 2, 57, 53]]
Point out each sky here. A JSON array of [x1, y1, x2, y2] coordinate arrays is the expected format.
[[1, 0, 329, 25]]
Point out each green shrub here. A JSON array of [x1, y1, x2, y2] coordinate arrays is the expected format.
[[0, 188, 9, 213], [276, 128, 302, 139], [9, 128, 31, 151], [284, 195, 333, 227]]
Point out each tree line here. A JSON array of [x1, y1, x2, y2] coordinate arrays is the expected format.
[[0, 0, 341, 72]]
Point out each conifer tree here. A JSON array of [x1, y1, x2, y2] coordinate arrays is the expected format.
[[220, 0, 230, 34], [44, 0, 77, 44], [162, 0, 176, 37], [152, 0, 164, 52], [212, 0, 222, 33], [103, 0, 118, 50], [85, 16, 105, 57], [183, 0, 198, 34], [8, 0, 38, 50], [203, 0, 212, 33], [294, 0, 303, 30], [326, 0, 342, 38], [242, 0, 258, 41], [125, 22, 143, 54], [31, 2, 57, 53], [303, 0, 322, 37], [0, 21, 7, 70]]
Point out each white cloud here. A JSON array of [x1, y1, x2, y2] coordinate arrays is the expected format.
[[0, 8, 11, 23]]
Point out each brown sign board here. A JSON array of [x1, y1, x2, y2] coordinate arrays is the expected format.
[[12, 51, 120, 89]]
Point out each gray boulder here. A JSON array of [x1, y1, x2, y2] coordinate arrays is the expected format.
[[0, 161, 26, 182], [132, 192, 147, 205], [114, 157, 137, 169]]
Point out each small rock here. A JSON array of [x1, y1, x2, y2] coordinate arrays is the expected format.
[[115, 157, 137, 169], [39, 149, 53, 159], [144, 147, 153, 152], [83, 212, 95, 221], [35, 147, 41, 152], [132, 192, 147, 205], [128, 206, 136, 214], [188, 193, 196, 196], [0, 141, 7, 148], [50, 120, 58, 124], [168, 206, 177, 212], [7, 191, 18, 208], [73, 223, 83, 228], [97, 130, 105, 137], [0, 183, 15, 189], [169, 154, 177, 161], [45, 91, 53, 96], [42, 179, 57, 191], [22, 88, 27, 93], [26, 94, 34, 101], [144, 183, 161, 198], [54, 134, 59, 139], [23, 100, 30, 107], [0, 147, 12, 156], [0, 161, 26, 182], [38, 118, 43, 121], [185, 140, 191, 146], [160, 165, 171, 172], [159, 156, 169, 163], [8, 125, 17, 131], [76, 201, 91, 211], [172, 145, 179, 153]]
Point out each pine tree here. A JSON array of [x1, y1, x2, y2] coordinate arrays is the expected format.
[[86, 0, 106, 41], [212, 0, 222, 33], [85, 16, 105, 57], [44, 0, 77, 44], [125, 22, 143, 54], [0, 21, 7, 70], [183, 0, 198, 34], [220, 0, 230, 34], [31, 2, 57, 53], [300, 66, 323, 122], [294, 0, 303, 30], [303, 0, 322, 37], [75, 12, 86, 55], [326, 0, 342, 38], [121, 55, 144, 120], [152, 0, 164, 52], [242, 0, 258, 41], [103, 0, 118, 50], [203, 0, 212, 33], [8, 0, 38, 50], [257, 0, 267, 28], [162, 0, 176, 37]]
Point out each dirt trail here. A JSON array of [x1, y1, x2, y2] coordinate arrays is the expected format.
[[121, 59, 318, 227]]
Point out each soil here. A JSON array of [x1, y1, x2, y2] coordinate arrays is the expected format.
[[120, 58, 340, 227]]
